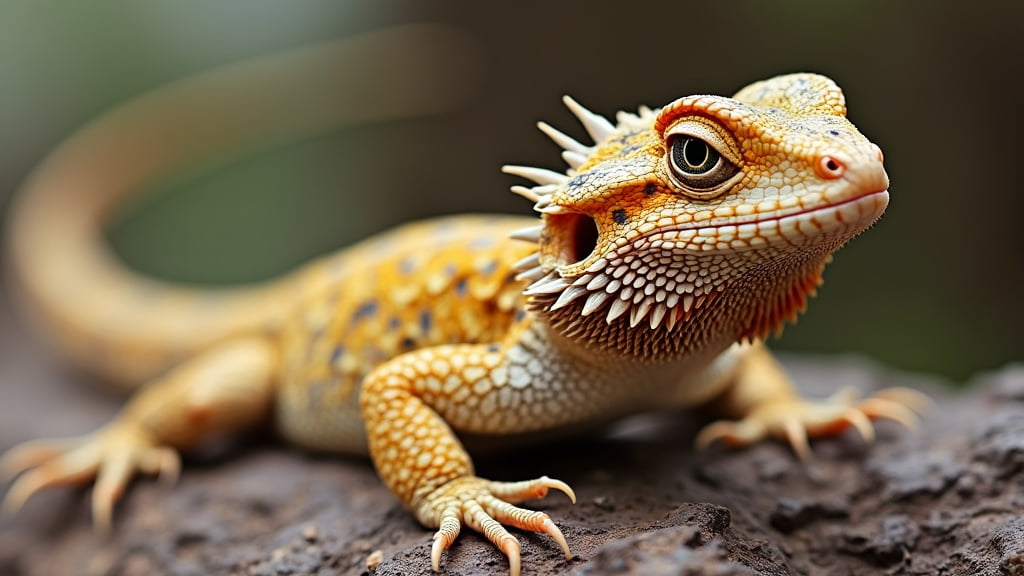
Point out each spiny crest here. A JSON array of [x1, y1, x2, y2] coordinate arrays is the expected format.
[[504, 97, 693, 331], [501, 97, 655, 216]]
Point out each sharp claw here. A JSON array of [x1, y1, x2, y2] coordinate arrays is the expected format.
[[499, 535, 521, 576], [539, 476, 576, 504], [541, 518, 572, 559], [695, 421, 734, 451], [431, 513, 461, 572], [140, 448, 181, 486], [842, 409, 875, 443], [783, 419, 812, 462], [859, 398, 921, 430], [2, 460, 96, 519], [430, 533, 444, 573], [0, 438, 80, 481], [93, 453, 135, 534]]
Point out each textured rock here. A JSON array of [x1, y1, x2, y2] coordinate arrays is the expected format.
[[2, 304, 1023, 576]]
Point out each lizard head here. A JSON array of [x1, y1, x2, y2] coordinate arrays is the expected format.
[[504, 73, 889, 358]]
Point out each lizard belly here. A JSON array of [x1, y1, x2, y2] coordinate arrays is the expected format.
[[272, 214, 537, 454]]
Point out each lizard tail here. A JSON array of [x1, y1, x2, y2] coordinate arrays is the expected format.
[[5, 24, 480, 390]]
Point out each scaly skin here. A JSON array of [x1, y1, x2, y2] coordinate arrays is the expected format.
[[2, 68, 927, 576]]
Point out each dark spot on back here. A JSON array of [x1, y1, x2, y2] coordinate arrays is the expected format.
[[352, 300, 378, 323], [480, 260, 498, 277], [829, 129, 840, 136], [612, 209, 628, 225], [330, 345, 345, 364], [455, 278, 468, 297], [643, 183, 658, 196], [402, 337, 416, 350], [420, 310, 433, 335]]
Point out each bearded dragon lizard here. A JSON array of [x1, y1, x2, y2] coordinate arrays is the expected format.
[[0, 27, 923, 575]]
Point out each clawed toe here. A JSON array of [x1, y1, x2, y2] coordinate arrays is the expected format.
[[696, 386, 930, 460], [0, 425, 181, 530], [423, 475, 575, 576]]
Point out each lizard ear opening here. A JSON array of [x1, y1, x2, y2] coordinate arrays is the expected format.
[[545, 213, 599, 268]]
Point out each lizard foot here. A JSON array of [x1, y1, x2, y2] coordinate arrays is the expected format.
[[423, 475, 576, 576], [1, 423, 180, 531], [695, 387, 930, 460]]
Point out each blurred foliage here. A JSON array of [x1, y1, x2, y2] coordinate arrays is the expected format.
[[1, 0, 1021, 381]]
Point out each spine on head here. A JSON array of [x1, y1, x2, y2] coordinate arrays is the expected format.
[[5, 25, 479, 390]]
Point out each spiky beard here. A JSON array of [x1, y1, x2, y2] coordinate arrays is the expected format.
[[518, 237, 842, 362]]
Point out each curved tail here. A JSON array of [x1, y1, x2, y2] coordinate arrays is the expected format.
[[6, 24, 480, 389]]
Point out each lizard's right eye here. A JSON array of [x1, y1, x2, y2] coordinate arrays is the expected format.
[[663, 118, 742, 198], [667, 136, 738, 192]]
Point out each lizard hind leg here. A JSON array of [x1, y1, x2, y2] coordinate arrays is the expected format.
[[1, 336, 277, 530]]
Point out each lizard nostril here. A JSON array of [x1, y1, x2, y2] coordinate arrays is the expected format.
[[815, 155, 845, 180]]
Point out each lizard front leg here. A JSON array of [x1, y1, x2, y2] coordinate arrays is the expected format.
[[360, 343, 575, 576], [2, 336, 276, 529], [696, 342, 929, 459]]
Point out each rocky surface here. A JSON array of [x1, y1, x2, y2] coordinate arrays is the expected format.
[[1, 310, 1023, 575]]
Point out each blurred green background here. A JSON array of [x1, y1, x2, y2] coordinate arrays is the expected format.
[[0, 1, 1020, 382]]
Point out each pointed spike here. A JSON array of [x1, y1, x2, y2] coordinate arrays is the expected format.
[[531, 184, 559, 196], [550, 285, 587, 311], [571, 273, 594, 288], [525, 275, 570, 296], [638, 105, 653, 117], [665, 307, 679, 331], [510, 185, 540, 202], [509, 225, 544, 243], [629, 298, 654, 328], [537, 121, 591, 155], [502, 165, 569, 186], [562, 95, 616, 143], [562, 151, 587, 170], [586, 274, 610, 291], [649, 303, 668, 330], [513, 253, 541, 272], [683, 294, 695, 312], [606, 298, 630, 323], [515, 266, 546, 282], [581, 291, 610, 316], [615, 110, 637, 124]]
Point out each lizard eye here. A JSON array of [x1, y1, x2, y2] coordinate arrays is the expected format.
[[668, 135, 739, 192]]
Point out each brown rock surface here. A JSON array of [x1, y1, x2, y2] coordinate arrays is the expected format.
[[2, 297, 1022, 574]]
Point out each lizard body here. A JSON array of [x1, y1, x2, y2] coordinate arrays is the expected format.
[[1, 35, 924, 576]]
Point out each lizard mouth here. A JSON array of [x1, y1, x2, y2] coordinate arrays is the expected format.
[[627, 189, 890, 254], [550, 189, 889, 275]]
